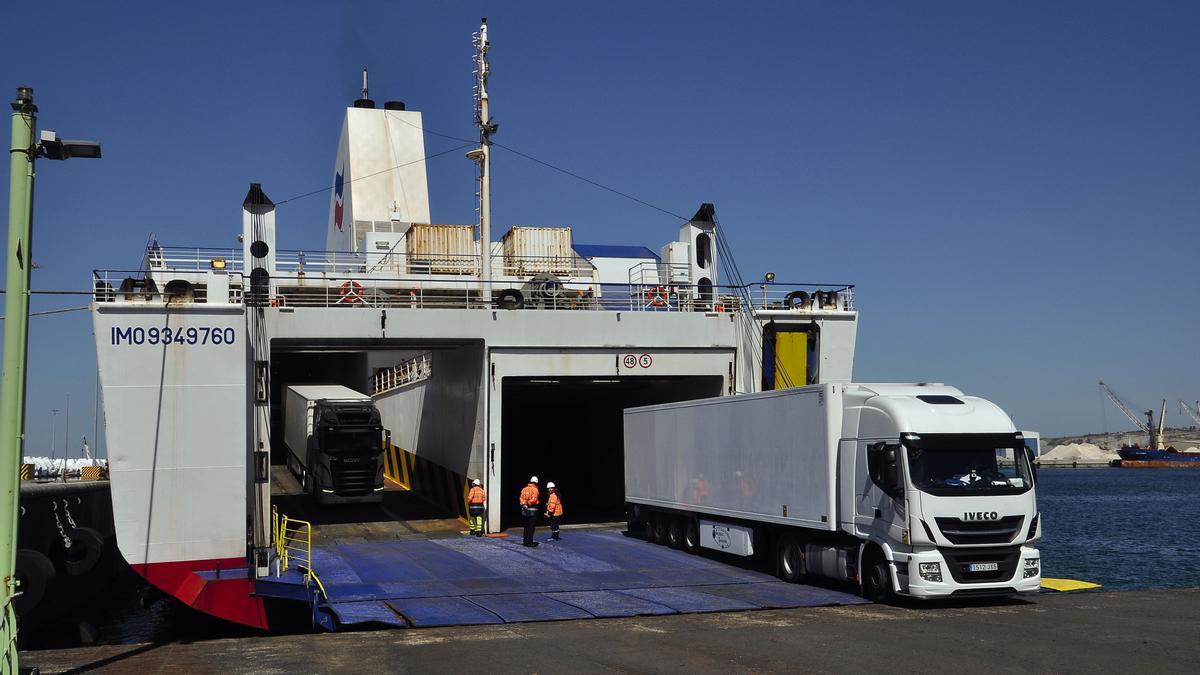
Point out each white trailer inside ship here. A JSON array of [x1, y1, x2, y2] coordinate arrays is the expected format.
[[624, 383, 1043, 600]]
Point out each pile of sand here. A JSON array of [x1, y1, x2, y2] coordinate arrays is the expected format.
[[1038, 443, 1118, 463]]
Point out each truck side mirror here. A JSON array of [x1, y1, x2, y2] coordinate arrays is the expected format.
[[868, 443, 903, 498], [1025, 445, 1038, 481]]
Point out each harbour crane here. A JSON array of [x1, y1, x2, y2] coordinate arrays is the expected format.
[[1180, 400, 1200, 428], [1097, 380, 1166, 450]]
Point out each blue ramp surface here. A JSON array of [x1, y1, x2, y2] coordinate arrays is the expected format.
[[467, 593, 593, 623], [617, 586, 758, 613], [260, 529, 867, 630], [327, 601, 408, 627], [385, 597, 505, 628], [547, 590, 677, 618]]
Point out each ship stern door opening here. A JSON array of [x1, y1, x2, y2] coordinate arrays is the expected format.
[[495, 367, 726, 530]]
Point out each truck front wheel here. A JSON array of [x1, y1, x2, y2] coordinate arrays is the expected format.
[[862, 548, 896, 603]]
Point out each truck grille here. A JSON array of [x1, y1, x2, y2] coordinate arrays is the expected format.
[[940, 547, 1020, 584], [934, 516, 1024, 545], [330, 457, 378, 496]]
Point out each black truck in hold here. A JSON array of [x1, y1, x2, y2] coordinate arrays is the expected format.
[[284, 385, 385, 504]]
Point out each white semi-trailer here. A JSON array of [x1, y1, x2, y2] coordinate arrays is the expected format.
[[623, 383, 1041, 601], [284, 385, 386, 504]]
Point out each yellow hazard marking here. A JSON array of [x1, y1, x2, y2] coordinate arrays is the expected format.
[[1041, 577, 1102, 592]]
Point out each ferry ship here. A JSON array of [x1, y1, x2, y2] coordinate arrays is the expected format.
[[88, 21, 859, 628]]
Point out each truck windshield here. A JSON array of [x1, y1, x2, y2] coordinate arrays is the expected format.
[[904, 434, 1033, 496], [322, 428, 381, 455]]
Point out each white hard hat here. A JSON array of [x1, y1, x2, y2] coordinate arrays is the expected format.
[[530, 475, 539, 483], [547, 482, 556, 489], [472, 479, 481, 486]]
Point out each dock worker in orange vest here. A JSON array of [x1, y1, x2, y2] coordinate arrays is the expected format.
[[545, 482, 564, 541], [467, 479, 486, 537], [519, 476, 541, 547]]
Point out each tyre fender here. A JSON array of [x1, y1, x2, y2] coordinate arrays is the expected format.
[[14, 549, 56, 614], [783, 290, 810, 309], [63, 526, 106, 576], [497, 288, 524, 310]]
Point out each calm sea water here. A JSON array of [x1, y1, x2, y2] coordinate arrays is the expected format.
[[1036, 468, 1200, 589]]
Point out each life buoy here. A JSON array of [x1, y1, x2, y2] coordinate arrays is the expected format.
[[14, 549, 55, 614], [62, 526, 105, 576], [645, 286, 669, 307], [339, 280, 364, 304], [784, 290, 810, 309]]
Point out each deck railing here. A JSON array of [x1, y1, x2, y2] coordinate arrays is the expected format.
[[272, 506, 326, 599], [94, 243, 855, 313], [371, 352, 433, 396]]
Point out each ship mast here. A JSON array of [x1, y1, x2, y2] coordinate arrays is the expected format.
[[472, 18, 496, 303]]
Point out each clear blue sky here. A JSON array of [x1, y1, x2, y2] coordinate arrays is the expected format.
[[2, 1, 1197, 454]]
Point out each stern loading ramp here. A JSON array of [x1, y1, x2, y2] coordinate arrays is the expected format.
[[257, 529, 867, 630]]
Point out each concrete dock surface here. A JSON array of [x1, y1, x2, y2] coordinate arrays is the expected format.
[[24, 588, 1199, 674]]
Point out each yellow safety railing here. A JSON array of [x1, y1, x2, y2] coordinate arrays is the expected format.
[[272, 505, 327, 599]]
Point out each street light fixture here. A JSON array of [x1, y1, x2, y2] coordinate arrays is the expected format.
[[38, 129, 102, 160]]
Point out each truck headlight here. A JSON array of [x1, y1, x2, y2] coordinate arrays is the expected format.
[[918, 562, 942, 582], [1023, 558, 1040, 578]]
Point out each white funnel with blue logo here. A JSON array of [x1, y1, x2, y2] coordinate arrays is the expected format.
[[326, 102, 431, 253]]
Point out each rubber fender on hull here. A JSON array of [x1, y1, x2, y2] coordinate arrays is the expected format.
[[14, 549, 56, 615], [61, 526, 105, 576]]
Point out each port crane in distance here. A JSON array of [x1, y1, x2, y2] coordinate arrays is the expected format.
[[1097, 380, 1166, 450], [1180, 400, 1200, 428]]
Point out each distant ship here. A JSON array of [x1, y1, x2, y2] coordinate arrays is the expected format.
[[1116, 446, 1200, 468], [1099, 382, 1200, 467]]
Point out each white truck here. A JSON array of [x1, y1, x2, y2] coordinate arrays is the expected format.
[[623, 383, 1041, 601], [284, 385, 386, 504]]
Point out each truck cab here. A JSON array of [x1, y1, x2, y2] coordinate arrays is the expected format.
[[845, 385, 1041, 599]]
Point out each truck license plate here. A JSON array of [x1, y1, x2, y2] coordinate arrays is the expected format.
[[968, 562, 999, 572]]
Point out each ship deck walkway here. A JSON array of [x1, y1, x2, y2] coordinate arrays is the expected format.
[[256, 529, 866, 630]]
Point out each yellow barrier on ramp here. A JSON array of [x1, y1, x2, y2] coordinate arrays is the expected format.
[[1041, 578, 1102, 592]]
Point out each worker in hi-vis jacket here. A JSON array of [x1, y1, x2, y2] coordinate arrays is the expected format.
[[519, 476, 541, 547], [467, 479, 486, 536], [545, 482, 563, 541]]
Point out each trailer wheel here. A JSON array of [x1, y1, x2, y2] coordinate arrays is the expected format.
[[643, 515, 656, 542], [652, 514, 668, 545], [777, 534, 804, 583], [862, 548, 896, 604], [666, 517, 684, 549], [683, 519, 700, 554]]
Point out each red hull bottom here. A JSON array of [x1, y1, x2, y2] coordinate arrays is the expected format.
[[1118, 460, 1200, 468], [132, 557, 268, 629]]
